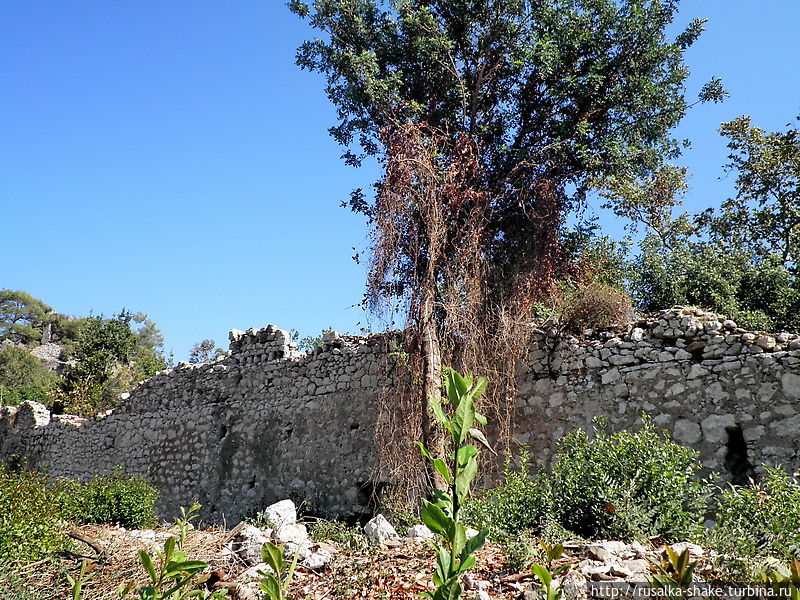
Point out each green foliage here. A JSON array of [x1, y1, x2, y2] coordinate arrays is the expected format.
[[293, 0, 723, 319], [647, 546, 698, 600], [258, 541, 298, 600], [530, 562, 564, 600], [464, 449, 549, 536], [417, 369, 490, 600], [188, 340, 225, 364], [130, 313, 169, 379], [0, 345, 58, 406], [292, 0, 721, 177], [708, 116, 800, 266], [60, 310, 168, 414], [0, 468, 66, 565], [309, 519, 370, 551], [633, 235, 800, 331], [59, 469, 158, 528], [627, 116, 800, 332], [711, 467, 800, 560], [547, 416, 706, 541], [66, 559, 92, 600], [467, 419, 705, 542], [0, 290, 55, 345], [759, 559, 800, 600], [118, 504, 227, 600]]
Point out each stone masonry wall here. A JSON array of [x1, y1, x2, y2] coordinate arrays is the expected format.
[[1, 307, 799, 523], [0, 326, 394, 523]]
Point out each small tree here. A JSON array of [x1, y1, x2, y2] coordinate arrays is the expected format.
[[188, 339, 225, 364], [0, 290, 55, 345], [417, 369, 491, 599]]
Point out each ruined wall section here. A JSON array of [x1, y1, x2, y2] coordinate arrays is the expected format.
[[516, 307, 800, 478], [0, 327, 395, 523]]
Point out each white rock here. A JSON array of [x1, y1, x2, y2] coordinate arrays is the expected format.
[[274, 523, 308, 545], [236, 524, 270, 566], [302, 548, 332, 569], [261, 499, 297, 529], [237, 562, 273, 582], [406, 524, 434, 540], [364, 514, 399, 545]]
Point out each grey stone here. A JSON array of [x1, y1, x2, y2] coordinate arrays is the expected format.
[[261, 499, 297, 530], [673, 419, 702, 445], [236, 524, 270, 566], [406, 524, 434, 540], [701, 414, 737, 444], [364, 515, 399, 545]]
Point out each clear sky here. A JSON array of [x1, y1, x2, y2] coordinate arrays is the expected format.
[[1, 1, 798, 360]]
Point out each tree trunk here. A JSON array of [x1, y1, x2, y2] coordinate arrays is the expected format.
[[419, 285, 446, 490]]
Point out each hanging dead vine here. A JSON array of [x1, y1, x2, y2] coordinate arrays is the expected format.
[[368, 119, 568, 505]]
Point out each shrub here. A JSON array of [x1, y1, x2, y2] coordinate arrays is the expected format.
[[546, 416, 706, 541], [0, 346, 58, 407], [555, 282, 634, 334], [466, 419, 706, 542], [309, 518, 370, 551], [59, 469, 158, 528], [0, 468, 66, 565], [711, 467, 800, 559], [463, 448, 550, 535]]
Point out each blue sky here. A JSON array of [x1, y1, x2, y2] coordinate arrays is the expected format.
[[1, 2, 798, 360]]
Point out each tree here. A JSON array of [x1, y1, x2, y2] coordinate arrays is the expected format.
[[60, 311, 139, 414], [0, 290, 55, 345], [188, 339, 225, 364], [624, 116, 800, 332], [291, 0, 724, 493], [698, 115, 800, 266], [130, 313, 169, 378]]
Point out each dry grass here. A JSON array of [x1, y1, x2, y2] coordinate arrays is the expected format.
[[1, 524, 532, 600]]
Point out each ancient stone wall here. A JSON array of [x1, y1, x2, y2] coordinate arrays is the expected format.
[[1, 308, 798, 523], [0, 326, 394, 523]]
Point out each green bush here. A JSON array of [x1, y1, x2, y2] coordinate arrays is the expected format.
[[711, 467, 800, 559], [309, 518, 370, 551], [467, 418, 706, 543], [0, 468, 66, 565], [59, 469, 158, 528], [547, 416, 706, 541], [464, 448, 550, 535], [0, 573, 47, 600]]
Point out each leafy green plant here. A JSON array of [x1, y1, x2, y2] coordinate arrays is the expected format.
[[416, 369, 491, 600], [0, 468, 66, 565], [463, 448, 549, 536], [759, 559, 800, 600], [647, 546, 697, 600], [257, 541, 298, 600], [309, 519, 369, 551], [59, 468, 158, 528], [528, 540, 569, 600], [546, 416, 706, 541], [66, 559, 92, 600], [712, 467, 800, 559], [530, 563, 564, 600], [118, 504, 226, 600]]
